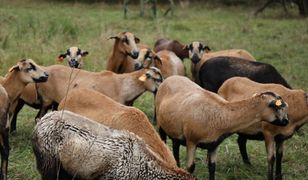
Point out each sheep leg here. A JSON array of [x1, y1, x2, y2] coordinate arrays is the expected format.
[[35, 105, 50, 120], [237, 135, 251, 165], [0, 128, 9, 180], [207, 148, 217, 180], [10, 99, 25, 133], [275, 139, 284, 180], [186, 141, 196, 173], [265, 135, 275, 180], [158, 127, 167, 143], [172, 139, 181, 167]]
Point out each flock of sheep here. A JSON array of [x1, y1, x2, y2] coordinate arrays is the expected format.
[[0, 31, 307, 180]]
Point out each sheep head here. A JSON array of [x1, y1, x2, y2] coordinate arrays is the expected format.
[[138, 67, 163, 94], [184, 41, 211, 64], [257, 91, 289, 127], [133, 48, 162, 70], [8, 59, 48, 83], [58, 47, 89, 69], [108, 32, 140, 59]]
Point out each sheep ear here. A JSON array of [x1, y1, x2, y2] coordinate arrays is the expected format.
[[58, 54, 66, 62], [107, 36, 119, 40], [135, 37, 140, 43], [183, 45, 189, 50], [203, 46, 211, 53], [8, 65, 20, 72], [138, 74, 147, 82], [81, 51, 89, 57], [154, 55, 162, 66]]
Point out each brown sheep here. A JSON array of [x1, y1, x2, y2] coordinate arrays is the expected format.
[[153, 38, 188, 61], [36, 66, 163, 118], [184, 41, 256, 84], [218, 77, 308, 180], [0, 59, 48, 180], [32, 111, 195, 180], [155, 75, 289, 180], [134, 48, 185, 78], [106, 31, 148, 73], [58, 86, 177, 167]]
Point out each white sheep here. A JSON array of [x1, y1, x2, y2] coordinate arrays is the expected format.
[[32, 110, 195, 180]]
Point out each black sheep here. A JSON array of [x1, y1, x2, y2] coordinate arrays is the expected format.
[[199, 56, 291, 92]]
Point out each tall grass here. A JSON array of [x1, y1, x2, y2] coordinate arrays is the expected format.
[[0, 0, 307, 179]]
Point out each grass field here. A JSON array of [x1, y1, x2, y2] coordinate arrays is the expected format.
[[0, 0, 308, 179]]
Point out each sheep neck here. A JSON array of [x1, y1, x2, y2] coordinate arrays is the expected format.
[[118, 69, 147, 104], [106, 40, 128, 73], [3, 71, 27, 103], [214, 96, 267, 134], [282, 91, 308, 131]]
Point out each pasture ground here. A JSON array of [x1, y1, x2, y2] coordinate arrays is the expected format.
[[0, 0, 307, 179]]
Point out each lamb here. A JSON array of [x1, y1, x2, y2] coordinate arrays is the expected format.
[[198, 56, 291, 93], [184, 41, 256, 84], [32, 111, 195, 180], [0, 59, 48, 180], [106, 31, 147, 73], [153, 38, 188, 61], [58, 86, 176, 167], [155, 75, 289, 180], [134, 48, 185, 78], [218, 77, 308, 180], [58, 47, 89, 68], [36, 66, 163, 118]]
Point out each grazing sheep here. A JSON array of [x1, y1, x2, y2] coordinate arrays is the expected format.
[[32, 111, 195, 180], [184, 41, 255, 84], [218, 77, 308, 180], [198, 56, 291, 93], [153, 38, 188, 61], [58, 86, 176, 167], [36, 66, 163, 118], [107, 31, 147, 73], [58, 47, 89, 68], [0, 59, 48, 180], [134, 48, 185, 78], [155, 75, 289, 180]]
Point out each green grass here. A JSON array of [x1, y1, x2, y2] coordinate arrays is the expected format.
[[0, 0, 308, 179]]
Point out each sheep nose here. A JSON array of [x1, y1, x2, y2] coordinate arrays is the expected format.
[[134, 62, 142, 70], [131, 51, 139, 59], [191, 54, 200, 64]]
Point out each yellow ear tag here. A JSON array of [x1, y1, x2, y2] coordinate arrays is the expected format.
[[138, 74, 147, 82], [275, 100, 282, 106]]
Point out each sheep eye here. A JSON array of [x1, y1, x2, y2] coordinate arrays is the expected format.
[[122, 37, 129, 44], [146, 73, 151, 78]]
